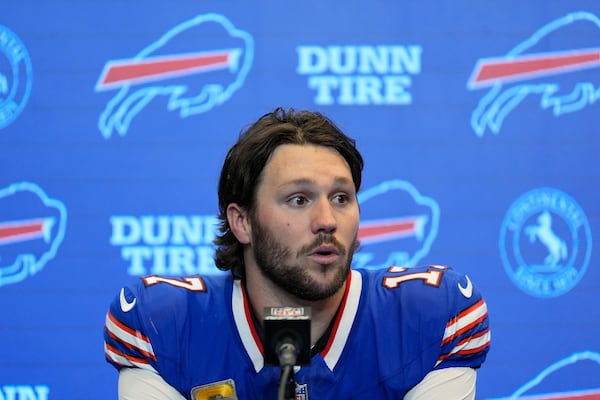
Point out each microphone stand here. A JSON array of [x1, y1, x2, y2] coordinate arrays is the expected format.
[[263, 306, 311, 400], [277, 342, 298, 400], [278, 364, 295, 400]]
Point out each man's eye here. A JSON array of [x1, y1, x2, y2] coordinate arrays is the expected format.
[[333, 194, 349, 204], [289, 196, 308, 206]]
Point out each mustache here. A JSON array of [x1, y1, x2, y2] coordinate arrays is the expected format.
[[297, 233, 358, 257]]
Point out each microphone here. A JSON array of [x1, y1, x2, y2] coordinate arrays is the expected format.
[[263, 307, 311, 400], [263, 306, 311, 367]]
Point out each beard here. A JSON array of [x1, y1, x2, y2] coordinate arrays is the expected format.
[[250, 215, 358, 301]]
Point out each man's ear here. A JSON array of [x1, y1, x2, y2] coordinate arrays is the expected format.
[[227, 203, 251, 244]]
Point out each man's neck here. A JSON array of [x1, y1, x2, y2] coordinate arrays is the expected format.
[[243, 271, 348, 348]]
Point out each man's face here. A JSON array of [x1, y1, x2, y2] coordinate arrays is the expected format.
[[249, 144, 360, 301]]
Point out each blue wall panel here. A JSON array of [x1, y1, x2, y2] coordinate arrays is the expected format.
[[1, 1, 598, 398]]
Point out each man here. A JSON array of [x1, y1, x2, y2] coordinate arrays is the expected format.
[[104, 107, 491, 399]]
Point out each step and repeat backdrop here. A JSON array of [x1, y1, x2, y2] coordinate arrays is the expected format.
[[1, 1, 599, 399]]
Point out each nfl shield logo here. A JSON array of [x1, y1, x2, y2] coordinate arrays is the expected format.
[[296, 383, 308, 400]]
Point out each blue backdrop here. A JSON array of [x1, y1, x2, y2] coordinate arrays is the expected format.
[[1, 1, 599, 399]]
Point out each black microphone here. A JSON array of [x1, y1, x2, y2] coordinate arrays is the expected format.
[[263, 307, 311, 400], [263, 306, 311, 367]]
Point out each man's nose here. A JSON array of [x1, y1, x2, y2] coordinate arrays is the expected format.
[[311, 199, 337, 234]]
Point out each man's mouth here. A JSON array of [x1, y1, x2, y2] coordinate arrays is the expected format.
[[307, 245, 341, 264]]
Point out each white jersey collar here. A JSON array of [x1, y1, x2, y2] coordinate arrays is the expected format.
[[232, 270, 363, 373]]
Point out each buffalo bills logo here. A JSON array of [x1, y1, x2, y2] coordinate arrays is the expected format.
[[489, 351, 600, 399], [0, 182, 67, 286], [353, 180, 440, 270], [468, 11, 600, 136], [95, 13, 254, 138]]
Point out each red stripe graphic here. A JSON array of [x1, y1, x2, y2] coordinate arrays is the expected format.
[[470, 48, 600, 87], [0, 218, 52, 245], [358, 216, 426, 244], [98, 50, 236, 89]]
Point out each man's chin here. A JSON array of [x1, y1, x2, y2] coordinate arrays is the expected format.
[[301, 273, 348, 300]]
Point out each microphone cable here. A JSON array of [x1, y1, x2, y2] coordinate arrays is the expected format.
[[277, 342, 298, 400], [277, 364, 295, 400]]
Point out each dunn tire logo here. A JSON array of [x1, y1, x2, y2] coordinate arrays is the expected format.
[[499, 188, 592, 298]]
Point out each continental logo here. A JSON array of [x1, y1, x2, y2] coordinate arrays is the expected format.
[[499, 187, 592, 298], [0, 25, 33, 130]]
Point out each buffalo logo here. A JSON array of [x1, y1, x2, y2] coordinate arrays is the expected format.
[[0, 25, 33, 130], [487, 351, 600, 399], [0, 182, 67, 287], [95, 13, 254, 138], [499, 188, 592, 298], [353, 180, 439, 270], [468, 11, 600, 136]]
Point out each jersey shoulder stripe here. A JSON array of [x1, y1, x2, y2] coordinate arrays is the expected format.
[[442, 298, 488, 345], [104, 310, 159, 372], [104, 311, 156, 361], [437, 327, 491, 366], [104, 341, 158, 373]]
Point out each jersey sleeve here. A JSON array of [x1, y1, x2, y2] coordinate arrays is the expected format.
[[103, 276, 197, 380], [434, 268, 491, 370], [103, 283, 161, 374], [119, 368, 186, 400], [380, 265, 491, 372], [404, 367, 476, 400]]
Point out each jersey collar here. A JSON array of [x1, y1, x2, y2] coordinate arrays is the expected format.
[[231, 270, 363, 373]]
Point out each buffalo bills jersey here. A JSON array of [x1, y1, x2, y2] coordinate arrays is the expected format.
[[104, 265, 490, 399]]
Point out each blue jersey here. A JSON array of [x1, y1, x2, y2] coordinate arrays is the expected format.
[[104, 265, 490, 399]]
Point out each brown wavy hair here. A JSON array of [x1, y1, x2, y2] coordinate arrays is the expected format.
[[213, 107, 364, 278]]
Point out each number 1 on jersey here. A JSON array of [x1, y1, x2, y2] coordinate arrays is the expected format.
[[383, 265, 446, 289]]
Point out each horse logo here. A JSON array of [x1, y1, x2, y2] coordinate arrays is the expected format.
[[525, 211, 568, 270], [499, 188, 592, 298]]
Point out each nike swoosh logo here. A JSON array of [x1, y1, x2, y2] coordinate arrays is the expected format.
[[458, 276, 473, 298], [119, 288, 137, 312]]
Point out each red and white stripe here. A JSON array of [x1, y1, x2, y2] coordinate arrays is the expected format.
[[437, 328, 491, 366], [104, 342, 158, 372], [232, 280, 264, 373], [441, 299, 488, 346], [104, 311, 157, 367], [436, 299, 490, 366], [322, 270, 362, 370]]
